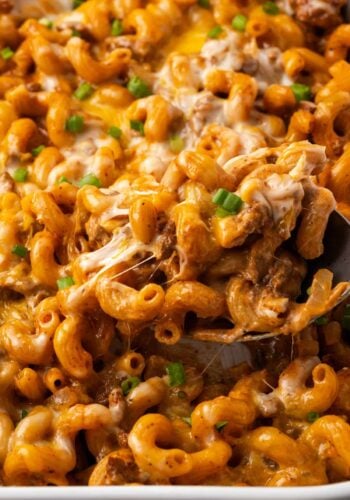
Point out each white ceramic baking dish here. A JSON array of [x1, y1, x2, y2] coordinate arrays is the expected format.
[[2, 484, 350, 500]]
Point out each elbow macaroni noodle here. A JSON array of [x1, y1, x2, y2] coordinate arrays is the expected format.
[[0, 0, 349, 488]]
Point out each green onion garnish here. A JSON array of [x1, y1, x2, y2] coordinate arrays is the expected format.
[[290, 83, 312, 102], [57, 276, 75, 290], [57, 176, 71, 184], [20, 409, 28, 419], [182, 416, 192, 426], [65, 115, 84, 133], [0, 47, 13, 61], [222, 192, 243, 213], [262, 1, 279, 15], [216, 420, 228, 431], [73, 0, 85, 8], [166, 362, 186, 387], [207, 25, 224, 39], [13, 167, 28, 183], [341, 304, 350, 330], [130, 120, 144, 135], [108, 126, 122, 139], [307, 411, 320, 423], [1, 47, 14, 60], [74, 82, 94, 100], [232, 14, 248, 32], [314, 316, 328, 326], [127, 76, 152, 99], [78, 174, 101, 188], [212, 188, 243, 216], [71, 28, 82, 37], [39, 18, 54, 29], [198, 0, 210, 7], [169, 135, 184, 154], [111, 19, 123, 36], [11, 244, 28, 258], [121, 376, 140, 396], [212, 188, 229, 205], [32, 145, 45, 157]]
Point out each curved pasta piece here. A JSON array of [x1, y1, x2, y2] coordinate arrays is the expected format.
[[275, 357, 339, 418], [53, 316, 93, 380], [65, 38, 131, 84], [96, 279, 165, 322], [300, 415, 350, 478]]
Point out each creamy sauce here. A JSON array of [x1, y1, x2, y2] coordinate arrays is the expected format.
[[13, 0, 72, 17], [239, 173, 304, 223], [76, 228, 158, 280]]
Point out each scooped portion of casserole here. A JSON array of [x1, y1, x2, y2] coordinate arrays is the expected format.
[[0, 0, 350, 488]]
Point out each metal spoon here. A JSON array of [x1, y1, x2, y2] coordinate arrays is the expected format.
[[306, 210, 350, 286], [189, 211, 350, 346]]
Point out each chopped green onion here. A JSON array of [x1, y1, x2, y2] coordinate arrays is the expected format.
[[127, 76, 152, 99], [111, 19, 123, 36], [39, 18, 54, 29], [215, 207, 232, 218], [222, 192, 243, 213], [121, 376, 140, 396], [57, 176, 71, 184], [212, 188, 243, 215], [130, 119, 144, 135], [216, 420, 228, 431], [78, 174, 101, 188], [71, 28, 82, 37], [73, 0, 85, 8], [212, 188, 230, 205], [177, 390, 187, 399], [1, 47, 14, 60], [57, 276, 75, 290], [306, 286, 312, 296], [108, 126, 122, 139], [262, 1, 279, 15], [198, 0, 210, 7], [182, 416, 192, 426], [11, 244, 28, 258], [207, 25, 224, 39], [314, 316, 328, 326], [32, 145, 45, 157], [65, 115, 84, 133], [169, 135, 184, 154], [20, 409, 28, 419], [290, 83, 312, 102], [341, 304, 350, 330], [232, 14, 248, 32], [307, 411, 320, 423], [166, 362, 186, 387], [74, 82, 94, 100], [13, 167, 28, 183]]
